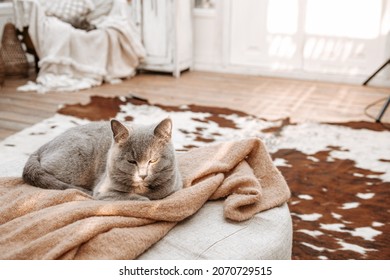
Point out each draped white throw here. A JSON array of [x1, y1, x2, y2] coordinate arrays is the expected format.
[[14, 0, 146, 93]]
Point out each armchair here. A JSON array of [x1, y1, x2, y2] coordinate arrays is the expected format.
[[12, 0, 146, 92]]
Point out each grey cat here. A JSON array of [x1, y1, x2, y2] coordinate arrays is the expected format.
[[22, 118, 183, 201]]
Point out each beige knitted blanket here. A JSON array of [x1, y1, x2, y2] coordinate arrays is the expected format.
[[0, 138, 290, 259]]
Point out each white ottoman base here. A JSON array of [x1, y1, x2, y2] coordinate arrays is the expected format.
[[139, 201, 293, 260]]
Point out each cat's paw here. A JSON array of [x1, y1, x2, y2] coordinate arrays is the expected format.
[[128, 194, 150, 201], [93, 190, 151, 201]]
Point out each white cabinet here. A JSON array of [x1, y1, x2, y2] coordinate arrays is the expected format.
[[129, 0, 193, 77]]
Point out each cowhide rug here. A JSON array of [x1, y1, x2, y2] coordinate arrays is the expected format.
[[0, 95, 389, 260]]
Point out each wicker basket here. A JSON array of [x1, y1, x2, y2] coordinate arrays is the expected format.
[[0, 22, 29, 77], [0, 53, 4, 86]]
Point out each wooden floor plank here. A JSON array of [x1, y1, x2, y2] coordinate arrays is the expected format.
[[0, 119, 31, 133], [0, 111, 45, 125], [0, 128, 15, 140], [0, 102, 54, 117], [0, 71, 389, 141]]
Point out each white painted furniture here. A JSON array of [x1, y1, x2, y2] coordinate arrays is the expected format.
[[193, 0, 390, 86], [129, 0, 193, 77]]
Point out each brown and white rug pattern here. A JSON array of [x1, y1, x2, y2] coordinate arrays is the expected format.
[[0, 95, 389, 260]]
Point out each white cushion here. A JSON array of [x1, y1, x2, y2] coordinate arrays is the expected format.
[[40, 0, 95, 24]]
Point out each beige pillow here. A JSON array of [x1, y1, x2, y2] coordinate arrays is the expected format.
[[41, 0, 95, 25]]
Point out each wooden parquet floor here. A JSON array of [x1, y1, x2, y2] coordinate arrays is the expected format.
[[0, 70, 389, 141]]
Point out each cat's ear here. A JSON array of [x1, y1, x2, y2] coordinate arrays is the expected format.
[[110, 119, 130, 144], [154, 118, 172, 140]]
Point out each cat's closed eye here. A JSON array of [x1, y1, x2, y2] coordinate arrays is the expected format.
[[128, 160, 137, 165], [149, 158, 158, 164]]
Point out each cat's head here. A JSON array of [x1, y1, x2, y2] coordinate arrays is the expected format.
[[107, 118, 181, 199]]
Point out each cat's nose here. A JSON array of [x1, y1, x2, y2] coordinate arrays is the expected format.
[[139, 174, 147, 180]]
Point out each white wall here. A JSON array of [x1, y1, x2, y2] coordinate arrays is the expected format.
[[193, 0, 390, 86]]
